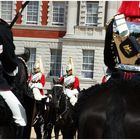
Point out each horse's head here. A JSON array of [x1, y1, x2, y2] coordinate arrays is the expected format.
[[17, 48, 30, 63], [52, 78, 64, 109], [41, 92, 53, 116]]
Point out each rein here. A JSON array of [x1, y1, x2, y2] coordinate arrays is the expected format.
[[53, 84, 70, 122], [53, 84, 63, 87], [56, 96, 69, 121]]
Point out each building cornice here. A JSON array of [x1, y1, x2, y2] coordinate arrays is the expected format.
[[62, 36, 105, 43], [12, 24, 66, 31]]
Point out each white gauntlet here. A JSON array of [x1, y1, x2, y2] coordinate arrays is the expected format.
[[65, 88, 79, 106], [34, 83, 43, 89], [28, 82, 32, 88], [70, 96, 78, 106], [30, 83, 35, 89], [65, 88, 79, 97]]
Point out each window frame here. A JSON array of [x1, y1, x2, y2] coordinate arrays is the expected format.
[[0, 1, 15, 23], [50, 48, 62, 77], [81, 50, 94, 79], [47, 1, 67, 27], [25, 47, 36, 74], [85, 1, 99, 26], [26, 1, 39, 25], [52, 1, 66, 26]]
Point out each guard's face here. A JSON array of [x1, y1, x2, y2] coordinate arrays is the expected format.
[[34, 67, 40, 73], [66, 69, 72, 76]]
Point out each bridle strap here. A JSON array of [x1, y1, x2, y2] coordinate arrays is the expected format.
[[53, 84, 63, 87]]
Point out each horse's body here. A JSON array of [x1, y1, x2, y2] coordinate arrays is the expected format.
[[75, 77, 140, 139], [31, 89, 56, 139], [50, 80, 76, 139], [42, 91, 56, 139], [32, 100, 44, 139], [0, 49, 34, 139]]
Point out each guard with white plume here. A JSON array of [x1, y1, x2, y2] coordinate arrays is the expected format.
[[59, 57, 80, 106], [29, 57, 46, 101]]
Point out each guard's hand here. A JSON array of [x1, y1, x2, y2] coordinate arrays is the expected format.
[[30, 83, 35, 89], [28, 82, 32, 88], [65, 88, 73, 98], [70, 95, 78, 106]]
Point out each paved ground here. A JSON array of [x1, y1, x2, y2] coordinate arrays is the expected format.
[[30, 127, 35, 139], [30, 127, 62, 139]]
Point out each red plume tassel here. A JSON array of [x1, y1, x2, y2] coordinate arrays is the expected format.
[[118, 1, 140, 17]]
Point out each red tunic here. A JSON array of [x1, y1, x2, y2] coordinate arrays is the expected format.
[[28, 73, 46, 95], [39, 74, 46, 95]]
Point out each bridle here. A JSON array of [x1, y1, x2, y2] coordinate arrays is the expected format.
[[53, 84, 70, 122]]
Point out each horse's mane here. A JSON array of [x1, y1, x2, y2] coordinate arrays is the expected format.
[[76, 81, 112, 108], [75, 78, 140, 138], [11, 49, 31, 105], [75, 78, 140, 118]]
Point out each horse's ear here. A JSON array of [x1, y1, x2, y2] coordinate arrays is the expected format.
[[53, 78, 56, 84], [0, 18, 9, 28], [53, 77, 61, 84], [24, 48, 30, 62]]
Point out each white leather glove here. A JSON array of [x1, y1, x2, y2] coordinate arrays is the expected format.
[[65, 88, 73, 98], [28, 82, 32, 88], [65, 88, 79, 98], [30, 83, 35, 89], [70, 95, 78, 106], [33, 83, 43, 89]]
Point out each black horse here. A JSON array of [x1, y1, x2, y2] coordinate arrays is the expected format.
[[32, 90, 55, 139], [50, 78, 76, 139], [0, 48, 35, 139], [42, 91, 56, 139], [74, 75, 140, 139], [32, 99, 45, 139]]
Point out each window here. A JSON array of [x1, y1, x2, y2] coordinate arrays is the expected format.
[[50, 49, 62, 77], [86, 1, 99, 26], [1, 1, 13, 22], [26, 48, 36, 74], [52, 2, 65, 26], [81, 50, 94, 78], [26, 1, 39, 24]]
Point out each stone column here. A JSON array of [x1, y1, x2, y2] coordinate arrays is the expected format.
[[66, 1, 77, 36]]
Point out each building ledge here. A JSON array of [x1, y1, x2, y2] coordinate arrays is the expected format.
[[13, 24, 66, 31]]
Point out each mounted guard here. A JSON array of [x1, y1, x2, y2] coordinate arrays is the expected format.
[[0, 1, 35, 139], [59, 57, 80, 106], [104, 1, 140, 80], [28, 57, 46, 101]]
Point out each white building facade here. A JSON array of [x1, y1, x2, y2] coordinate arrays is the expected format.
[[0, 1, 122, 90]]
